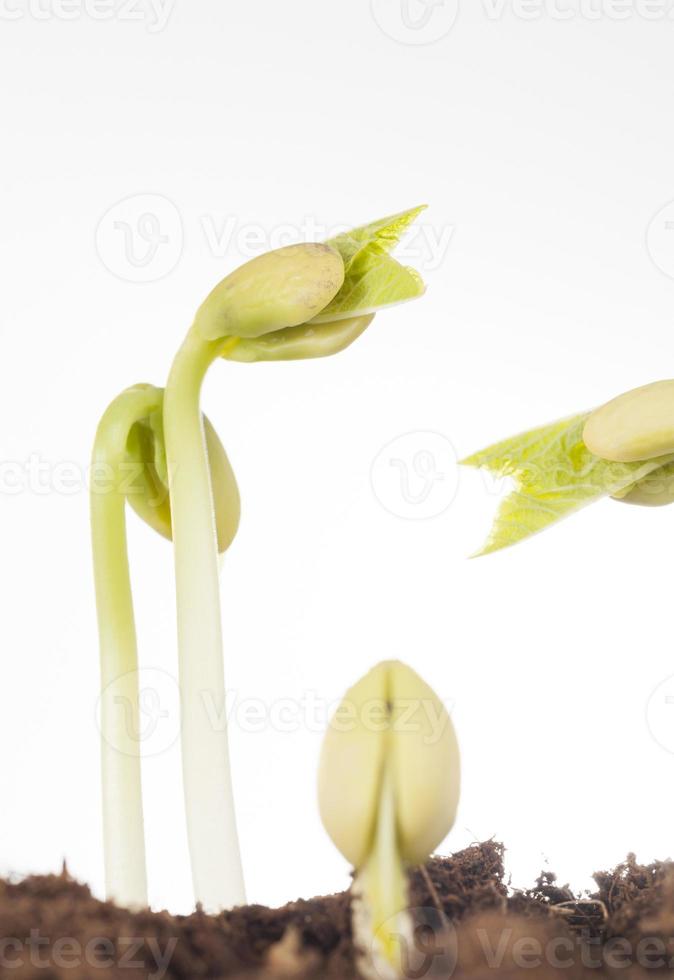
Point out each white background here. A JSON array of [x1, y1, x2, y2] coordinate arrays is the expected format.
[[2, 0, 674, 915]]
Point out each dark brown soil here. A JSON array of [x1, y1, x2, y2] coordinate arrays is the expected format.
[[1, 841, 673, 979]]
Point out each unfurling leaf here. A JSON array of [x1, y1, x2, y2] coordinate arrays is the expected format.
[[312, 206, 426, 324], [218, 207, 427, 364], [462, 414, 674, 556]]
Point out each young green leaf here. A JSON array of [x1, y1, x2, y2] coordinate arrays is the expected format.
[[329, 206, 427, 264], [213, 208, 426, 363], [310, 206, 426, 324], [462, 413, 674, 556]]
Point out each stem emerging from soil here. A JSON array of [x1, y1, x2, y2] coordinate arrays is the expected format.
[[91, 387, 162, 909], [353, 761, 410, 980], [163, 331, 245, 911]]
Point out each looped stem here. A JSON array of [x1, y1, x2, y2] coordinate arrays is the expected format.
[[91, 384, 163, 909]]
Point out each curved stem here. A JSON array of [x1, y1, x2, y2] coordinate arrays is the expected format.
[[91, 388, 161, 908], [163, 331, 245, 911]]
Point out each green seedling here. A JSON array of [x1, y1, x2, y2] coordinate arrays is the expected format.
[[163, 243, 347, 911], [463, 380, 674, 555], [318, 661, 460, 979], [164, 208, 426, 911], [91, 384, 238, 908], [93, 207, 428, 911]]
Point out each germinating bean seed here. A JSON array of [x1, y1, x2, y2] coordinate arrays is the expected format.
[[584, 380, 674, 463]]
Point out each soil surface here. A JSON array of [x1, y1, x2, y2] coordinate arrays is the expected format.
[[1, 841, 673, 978]]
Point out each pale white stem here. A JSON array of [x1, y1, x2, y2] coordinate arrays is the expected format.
[[91, 479, 148, 908], [164, 331, 245, 911], [352, 763, 411, 980]]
